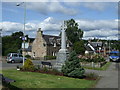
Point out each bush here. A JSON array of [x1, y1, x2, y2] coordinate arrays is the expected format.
[[42, 67, 49, 72], [22, 59, 35, 71], [25, 55, 31, 59], [44, 56, 56, 60], [62, 51, 85, 78]]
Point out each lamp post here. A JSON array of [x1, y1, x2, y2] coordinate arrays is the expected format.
[[16, 2, 26, 66], [109, 40, 110, 54], [0, 29, 2, 62]]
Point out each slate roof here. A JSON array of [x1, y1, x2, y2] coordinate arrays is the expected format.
[[24, 34, 72, 52], [28, 38, 35, 43], [24, 46, 32, 52], [85, 42, 103, 52], [89, 42, 103, 47], [42, 35, 61, 45], [42, 34, 72, 46], [84, 45, 93, 51]]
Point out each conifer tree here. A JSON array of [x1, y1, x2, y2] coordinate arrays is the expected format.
[[62, 51, 85, 78]]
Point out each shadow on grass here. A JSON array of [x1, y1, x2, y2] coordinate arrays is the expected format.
[[2, 82, 22, 90]]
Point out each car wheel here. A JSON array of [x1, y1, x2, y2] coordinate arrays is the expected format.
[[11, 60, 15, 63]]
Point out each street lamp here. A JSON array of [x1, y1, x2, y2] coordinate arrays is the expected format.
[[0, 29, 2, 62], [16, 2, 26, 66]]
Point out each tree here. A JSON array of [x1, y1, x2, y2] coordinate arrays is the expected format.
[[2, 31, 24, 56], [62, 51, 85, 78], [65, 19, 83, 44], [65, 19, 85, 54], [73, 41, 85, 54]]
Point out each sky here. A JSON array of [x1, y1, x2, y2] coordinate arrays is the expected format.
[[0, 1, 119, 40]]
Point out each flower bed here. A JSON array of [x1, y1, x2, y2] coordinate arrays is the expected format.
[[21, 68, 64, 76], [79, 54, 107, 68]]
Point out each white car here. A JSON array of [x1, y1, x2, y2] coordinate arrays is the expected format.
[[6, 53, 26, 63]]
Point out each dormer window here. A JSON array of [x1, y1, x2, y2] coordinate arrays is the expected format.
[[57, 39, 61, 45], [54, 43, 56, 47], [49, 38, 54, 45], [67, 43, 69, 47]]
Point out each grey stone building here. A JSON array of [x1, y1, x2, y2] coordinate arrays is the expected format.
[[22, 28, 72, 59]]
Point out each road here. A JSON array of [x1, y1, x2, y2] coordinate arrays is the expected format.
[[0, 60, 56, 70]]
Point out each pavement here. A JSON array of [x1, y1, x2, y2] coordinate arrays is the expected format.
[[86, 62, 119, 88]]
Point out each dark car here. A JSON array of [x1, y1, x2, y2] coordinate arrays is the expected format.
[[109, 51, 120, 62]]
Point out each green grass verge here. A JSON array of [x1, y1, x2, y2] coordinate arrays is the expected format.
[[2, 69, 97, 88], [83, 62, 111, 70]]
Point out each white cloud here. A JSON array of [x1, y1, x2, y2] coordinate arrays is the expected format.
[[76, 19, 118, 40], [26, 2, 77, 15], [0, 17, 118, 40], [76, 19, 118, 31], [84, 29, 118, 37], [38, 17, 61, 31]]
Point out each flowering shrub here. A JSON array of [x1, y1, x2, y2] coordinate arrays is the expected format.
[[79, 54, 105, 63]]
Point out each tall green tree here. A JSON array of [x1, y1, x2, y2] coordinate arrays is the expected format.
[[65, 19, 85, 54], [73, 41, 85, 55], [65, 19, 83, 44], [2, 31, 24, 56]]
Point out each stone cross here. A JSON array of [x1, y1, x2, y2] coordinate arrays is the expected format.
[[59, 21, 67, 52], [55, 21, 69, 71]]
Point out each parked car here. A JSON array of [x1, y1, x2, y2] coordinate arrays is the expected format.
[[109, 51, 120, 62], [6, 53, 26, 63]]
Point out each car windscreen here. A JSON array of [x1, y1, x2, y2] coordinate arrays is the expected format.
[[7, 54, 11, 57]]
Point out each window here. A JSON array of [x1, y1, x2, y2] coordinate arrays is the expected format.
[[53, 43, 56, 47], [43, 43, 46, 47], [33, 52, 35, 57], [53, 52, 55, 56], [13, 54, 18, 57], [19, 54, 23, 57], [67, 43, 69, 47]]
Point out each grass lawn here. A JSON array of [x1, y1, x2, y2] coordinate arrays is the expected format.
[[83, 62, 111, 70], [2, 69, 97, 88]]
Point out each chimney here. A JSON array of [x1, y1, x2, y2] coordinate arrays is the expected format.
[[37, 28, 43, 34]]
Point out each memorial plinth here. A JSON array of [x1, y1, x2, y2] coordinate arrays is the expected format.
[[54, 21, 69, 71]]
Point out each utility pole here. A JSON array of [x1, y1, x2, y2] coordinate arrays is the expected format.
[[16, 2, 26, 66]]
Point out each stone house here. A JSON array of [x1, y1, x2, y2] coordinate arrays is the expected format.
[[22, 28, 72, 59]]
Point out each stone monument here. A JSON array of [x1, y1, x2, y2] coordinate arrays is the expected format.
[[55, 21, 69, 71]]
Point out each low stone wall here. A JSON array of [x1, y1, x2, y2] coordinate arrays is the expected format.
[[80, 62, 107, 68]]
